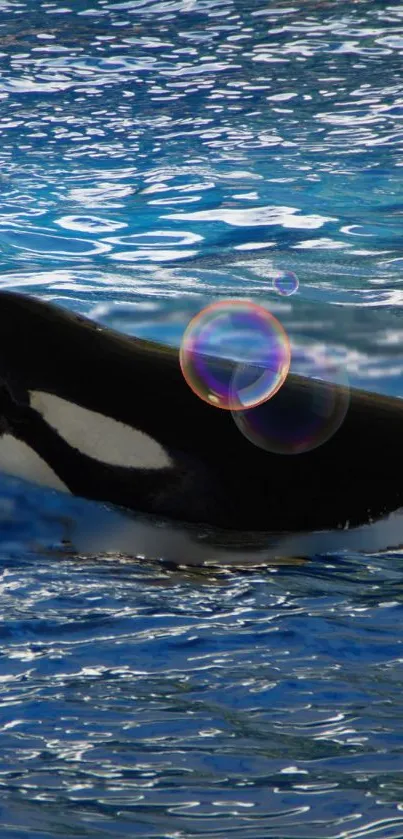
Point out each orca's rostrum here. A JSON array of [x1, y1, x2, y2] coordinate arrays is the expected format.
[[0, 290, 402, 538]]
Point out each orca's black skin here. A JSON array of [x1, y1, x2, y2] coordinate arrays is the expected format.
[[0, 290, 402, 534]]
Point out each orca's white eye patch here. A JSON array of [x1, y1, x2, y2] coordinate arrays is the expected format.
[[29, 391, 173, 470], [0, 433, 70, 493]]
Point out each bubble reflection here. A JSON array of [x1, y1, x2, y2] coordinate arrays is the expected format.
[[232, 342, 350, 455]]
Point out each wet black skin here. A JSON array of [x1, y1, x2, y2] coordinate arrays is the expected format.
[[0, 290, 402, 533]]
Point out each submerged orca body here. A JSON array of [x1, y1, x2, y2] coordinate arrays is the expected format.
[[0, 290, 402, 553]]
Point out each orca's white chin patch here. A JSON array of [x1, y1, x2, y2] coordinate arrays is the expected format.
[[0, 433, 70, 493], [29, 390, 172, 470]]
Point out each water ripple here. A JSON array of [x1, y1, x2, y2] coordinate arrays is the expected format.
[[1, 483, 403, 838], [0, 3, 401, 402]]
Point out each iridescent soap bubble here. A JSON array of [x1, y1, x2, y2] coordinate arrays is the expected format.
[[273, 270, 299, 297], [231, 343, 350, 454], [180, 300, 291, 411]]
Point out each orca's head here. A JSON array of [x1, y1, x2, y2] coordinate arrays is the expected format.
[[0, 290, 402, 536]]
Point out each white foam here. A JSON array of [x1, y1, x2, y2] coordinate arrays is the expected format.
[[69, 505, 403, 567]]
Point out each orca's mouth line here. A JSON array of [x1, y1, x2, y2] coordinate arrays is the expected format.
[[0, 289, 402, 563]]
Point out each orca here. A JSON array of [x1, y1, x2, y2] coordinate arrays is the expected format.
[[0, 290, 403, 563]]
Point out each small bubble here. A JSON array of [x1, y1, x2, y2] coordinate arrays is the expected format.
[[273, 270, 299, 297]]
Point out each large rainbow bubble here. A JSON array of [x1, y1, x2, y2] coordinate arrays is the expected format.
[[231, 343, 350, 454], [180, 300, 291, 411]]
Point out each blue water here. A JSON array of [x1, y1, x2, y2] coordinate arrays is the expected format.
[[1, 1, 403, 836]]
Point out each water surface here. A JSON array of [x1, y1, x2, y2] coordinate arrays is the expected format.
[[1, 1, 403, 836]]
